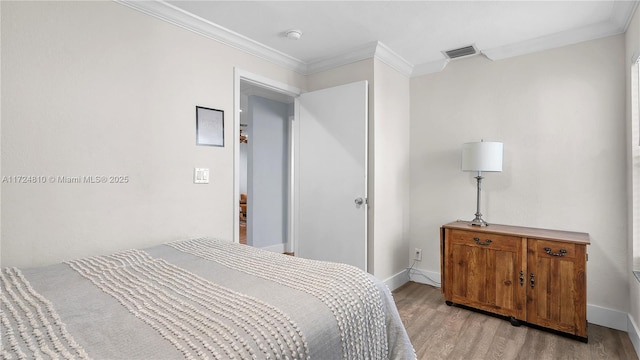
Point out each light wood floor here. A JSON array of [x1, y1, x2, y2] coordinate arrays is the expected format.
[[393, 281, 638, 360]]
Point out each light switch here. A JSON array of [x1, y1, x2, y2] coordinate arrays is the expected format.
[[194, 168, 209, 184]]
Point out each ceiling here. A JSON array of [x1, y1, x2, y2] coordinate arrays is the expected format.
[[124, 1, 638, 76]]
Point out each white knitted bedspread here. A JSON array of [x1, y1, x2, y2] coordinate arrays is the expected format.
[[1, 239, 415, 360], [66, 249, 310, 360], [169, 238, 388, 360], [0, 268, 90, 360]]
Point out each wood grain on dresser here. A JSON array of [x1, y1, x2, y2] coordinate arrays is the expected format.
[[441, 220, 590, 341]]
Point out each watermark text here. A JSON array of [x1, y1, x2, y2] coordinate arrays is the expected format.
[[2, 175, 130, 184]]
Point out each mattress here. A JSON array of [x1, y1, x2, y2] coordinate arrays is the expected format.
[[1, 238, 415, 359]]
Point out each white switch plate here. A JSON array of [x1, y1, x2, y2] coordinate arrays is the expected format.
[[194, 168, 209, 184]]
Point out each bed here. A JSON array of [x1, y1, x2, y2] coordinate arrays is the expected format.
[[1, 238, 415, 359]]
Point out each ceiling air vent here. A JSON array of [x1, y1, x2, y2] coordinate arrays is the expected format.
[[443, 44, 478, 60]]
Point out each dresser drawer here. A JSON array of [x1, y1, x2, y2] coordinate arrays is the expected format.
[[530, 239, 577, 259], [449, 229, 522, 252]]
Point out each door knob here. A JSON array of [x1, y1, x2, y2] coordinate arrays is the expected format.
[[354, 197, 365, 207]]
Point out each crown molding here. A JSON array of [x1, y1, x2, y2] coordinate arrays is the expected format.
[[115, 0, 307, 74], [482, 20, 624, 61], [412, 0, 639, 74], [117, 0, 639, 78], [116, 0, 414, 77], [373, 42, 414, 77], [305, 41, 378, 75], [482, 0, 638, 61], [306, 41, 414, 77], [412, 59, 450, 77]]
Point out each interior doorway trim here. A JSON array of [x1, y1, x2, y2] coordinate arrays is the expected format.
[[233, 68, 302, 247]]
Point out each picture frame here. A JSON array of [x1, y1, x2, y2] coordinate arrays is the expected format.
[[196, 106, 224, 147]]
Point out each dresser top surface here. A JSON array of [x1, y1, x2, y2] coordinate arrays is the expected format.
[[442, 220, 591, 245]]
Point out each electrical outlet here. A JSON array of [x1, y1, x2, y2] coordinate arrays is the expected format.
[[414, 248, 422, 261]]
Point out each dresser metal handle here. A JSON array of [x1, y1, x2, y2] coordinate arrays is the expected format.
[[473, 237, 492, 246], [519, 271, 524, 286], [530, 273, 535, 288], [544, 247, 567, 257]]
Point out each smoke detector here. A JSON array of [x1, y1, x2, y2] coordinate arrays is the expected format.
[[442, 44, 479, 60], [285, 29, 303, 40]]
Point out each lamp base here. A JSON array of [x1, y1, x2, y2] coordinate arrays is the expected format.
[[470, 215, 489, 227]]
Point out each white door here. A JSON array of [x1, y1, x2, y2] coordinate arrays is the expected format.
[[295, 81, 368, 270]]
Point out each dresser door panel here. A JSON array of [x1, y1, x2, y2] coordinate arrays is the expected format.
[[527, 239, 587, 337], [446, 230, 526, 319]]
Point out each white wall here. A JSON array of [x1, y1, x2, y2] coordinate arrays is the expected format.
[[625, 4, 640, 354], [0, 1, 3, 266], [247, 95, 289, 249], [0, 1, 306, 267], [372, 59, 411, 286], [410, 35, 628, 320]]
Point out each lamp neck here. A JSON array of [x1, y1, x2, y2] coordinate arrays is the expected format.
[[472, 173, 488, 226]]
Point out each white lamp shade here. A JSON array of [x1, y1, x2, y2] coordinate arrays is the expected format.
[[462, 141, 503, 172]]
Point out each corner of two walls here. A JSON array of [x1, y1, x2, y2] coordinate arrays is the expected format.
[[371, 59, 411, 287], [625, 3, 640, 353]]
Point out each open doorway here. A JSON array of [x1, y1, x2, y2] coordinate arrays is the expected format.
[[234, 70, 368, 269], [235, 71, 298, 253]]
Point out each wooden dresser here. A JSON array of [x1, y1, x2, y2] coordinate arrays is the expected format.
[[440, 220, 590, 341]]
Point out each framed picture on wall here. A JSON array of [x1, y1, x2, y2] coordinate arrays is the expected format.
[[196, 106, 224, 147]]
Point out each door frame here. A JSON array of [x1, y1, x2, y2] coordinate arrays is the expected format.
[[233, 68, 302, 249]]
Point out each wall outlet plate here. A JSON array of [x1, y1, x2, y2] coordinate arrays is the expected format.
[[414, 248, 423, 261]]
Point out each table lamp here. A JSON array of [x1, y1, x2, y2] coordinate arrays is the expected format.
[[461, 140, 503, 226]]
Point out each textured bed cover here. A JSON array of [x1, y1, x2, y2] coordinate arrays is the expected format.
[[1, 238, 415, 359]]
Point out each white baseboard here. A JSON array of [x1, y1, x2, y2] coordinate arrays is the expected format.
[[587, 304, 628, 331], [629, 314, 640, 358], [408, 267, 442, 288], [383, 267, 443, 291], [384, 269, 410, 291], [260, 243, 286, 253]]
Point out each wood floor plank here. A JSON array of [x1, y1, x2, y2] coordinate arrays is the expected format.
[[393, 282, 638, 360]]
